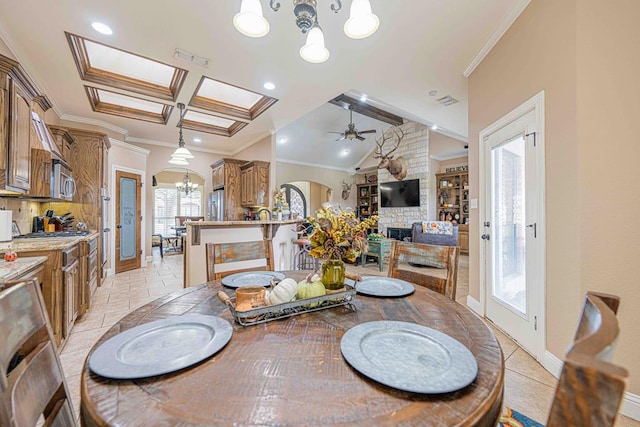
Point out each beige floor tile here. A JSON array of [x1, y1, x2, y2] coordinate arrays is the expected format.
[[102, 309, 134, 327], [503, 368, 555, 423], [71, 314, 105, 333], [59, 348, 89, 378], [506, 348, 557, 388], [485, 321, 519, 359], [616, 415, 640, 426], [62, 326, 111, 355]]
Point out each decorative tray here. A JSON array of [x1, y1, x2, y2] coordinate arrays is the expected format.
[[218, 285, 357, 326]]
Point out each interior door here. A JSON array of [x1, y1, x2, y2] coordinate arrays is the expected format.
[[115, 170, 141, 273], [482, 108, 544, 357]]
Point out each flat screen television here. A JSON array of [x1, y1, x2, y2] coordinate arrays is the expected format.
[[379, 179, 420, 207]]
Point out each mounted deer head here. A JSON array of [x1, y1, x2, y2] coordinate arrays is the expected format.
[[341, 180, 354, 200], [374, 126, 408, 180]]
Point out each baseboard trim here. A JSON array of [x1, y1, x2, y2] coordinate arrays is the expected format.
[[622, 392, 640, 421], [541, 351, 563, 378], [542, 351, 640, 420], [466, 295, 482, 315]]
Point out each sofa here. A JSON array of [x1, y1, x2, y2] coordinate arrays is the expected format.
[[410, 222, 458, 246]]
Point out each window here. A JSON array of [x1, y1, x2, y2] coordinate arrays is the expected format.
[[282, 184, 306, 218], [154, 185, 202, 236]]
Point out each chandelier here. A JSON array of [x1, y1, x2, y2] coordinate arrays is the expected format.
[[176, 171, 199, 195], [233, 0, 379, 64], [168, 103, 193, 166]]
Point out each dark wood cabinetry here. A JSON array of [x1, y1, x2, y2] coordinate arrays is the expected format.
[[240, 160, 269, 207], [0, 54, 53, 194], [356, 183, 378, 220], [210, 158, 245, 221]]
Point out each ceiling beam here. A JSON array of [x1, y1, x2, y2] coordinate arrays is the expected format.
[[329, 94, 404, 126]]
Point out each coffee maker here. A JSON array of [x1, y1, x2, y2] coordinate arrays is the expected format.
[[32, 216, 45, 233]]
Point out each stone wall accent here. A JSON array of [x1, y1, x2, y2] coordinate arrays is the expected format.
[[376, 121, 430, 234]]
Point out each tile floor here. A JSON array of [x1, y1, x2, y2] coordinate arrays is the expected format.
[[60, 251, 638, 426]]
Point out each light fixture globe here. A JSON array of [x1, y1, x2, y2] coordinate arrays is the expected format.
[[171, 146, 194, 159], [344, 0, 379, 39], [169, 156, 189, 166], [300, 26, 329, 63], [233, 0, 270, 38]]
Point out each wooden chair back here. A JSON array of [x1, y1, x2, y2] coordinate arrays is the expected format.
[[387, 240, 459, 300], [547, 292, 628, 426], [0, 279, 77, 427], [206, 240, 274, 281]]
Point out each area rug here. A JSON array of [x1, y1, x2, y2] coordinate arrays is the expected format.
[[499, 407, 544, 427]]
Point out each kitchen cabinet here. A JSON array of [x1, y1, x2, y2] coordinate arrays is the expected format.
[[458, 224, 469, 255], [62, 244, 80, 339], [210, 158, 245, 220], [79, 235, 98, 315], [49, 127, 109, 279], [0, 54, 53, 194], [48, 125, 74, 167], [240, 160, 269, 207], [28, 148, 53, 197]]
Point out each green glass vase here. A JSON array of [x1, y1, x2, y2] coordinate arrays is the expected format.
[[321, 258, 346, 291]]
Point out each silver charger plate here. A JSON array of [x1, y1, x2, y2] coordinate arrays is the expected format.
[[355, 276, 415, 297], [89, 314, 233, 379], [221, 271, 285, 288], [341, 320, 478, 394]]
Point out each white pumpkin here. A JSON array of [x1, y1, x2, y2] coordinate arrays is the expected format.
[[266, 278, 298, 305]]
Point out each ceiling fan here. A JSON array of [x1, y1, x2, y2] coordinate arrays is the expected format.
[[328, 105, 377, 141]]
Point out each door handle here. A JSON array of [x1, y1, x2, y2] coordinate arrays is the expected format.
[[481, 234, 490, 240], [527, 223, 537, 238]]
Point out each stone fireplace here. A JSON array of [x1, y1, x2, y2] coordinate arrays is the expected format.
[[376, 121, 431, 234]]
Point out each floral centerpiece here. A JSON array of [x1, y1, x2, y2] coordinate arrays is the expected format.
[[273, 188, 286, 212], [306, 207, 379, 290]]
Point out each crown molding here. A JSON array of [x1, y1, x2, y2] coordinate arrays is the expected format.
[[463, 0, 531, 78], [430, 149, 468, 161], [59, 113, 129, 135], [109, 138, 150, 156], [276, 157, 351, 173]]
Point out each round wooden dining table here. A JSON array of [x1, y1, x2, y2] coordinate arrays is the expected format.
[[81, 271, 504, 426]]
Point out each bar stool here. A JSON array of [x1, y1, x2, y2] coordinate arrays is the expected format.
[[291, 237, 319, 270]]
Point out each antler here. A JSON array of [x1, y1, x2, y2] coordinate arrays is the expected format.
[[374, 126, 405, 159]]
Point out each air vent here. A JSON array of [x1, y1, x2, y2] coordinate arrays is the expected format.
[[437, 95, 458, 106]]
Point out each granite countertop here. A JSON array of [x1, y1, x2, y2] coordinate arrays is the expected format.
[[186, 220, 303, 227], [0, 256, 48, 282], [0, 231, 100, 253]]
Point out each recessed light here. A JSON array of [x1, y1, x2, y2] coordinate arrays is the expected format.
[[193, 137, 202, 143], [263, 82, 275, 90], [428, 90, 438, 97], [360, 95, 367, 102], [91, 22, 113, 35], [341, 149, 350, 156], [278, 137, 287, 144], [431, 124, 438, 130]]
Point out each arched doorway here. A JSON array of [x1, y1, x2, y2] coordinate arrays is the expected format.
[[281, 183, 307, 219]]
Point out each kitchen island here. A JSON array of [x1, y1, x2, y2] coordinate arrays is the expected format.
[[183, 220, 301, 286]]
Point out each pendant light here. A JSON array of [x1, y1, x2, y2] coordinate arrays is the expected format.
[[233, 0, 270, 38], [169, 103, 193, 165], [344, 0, 379, 39], [300, 24, 329, 64]]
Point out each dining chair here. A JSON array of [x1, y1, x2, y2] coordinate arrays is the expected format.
[[387, 240, 459, 300], [0, 278, 78, 427], [499, 292, 628, 427], [206, 240, 274, 281]]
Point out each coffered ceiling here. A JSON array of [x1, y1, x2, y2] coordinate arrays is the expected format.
[[0, 0, 529, 170]]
